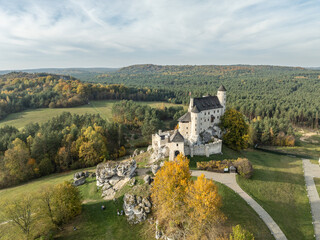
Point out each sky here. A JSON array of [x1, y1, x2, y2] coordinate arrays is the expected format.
[[0, 0, 319, 70]]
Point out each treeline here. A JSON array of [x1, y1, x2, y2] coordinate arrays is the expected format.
[[90, 64, 320, 146], [112, 100, 185, 139], [0, 112, 125, 189], [0, 72, 175, 120], [94, 64, 320, 131]]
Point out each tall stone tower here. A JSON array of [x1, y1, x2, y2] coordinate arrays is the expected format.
[[217, 85, 227, 114]]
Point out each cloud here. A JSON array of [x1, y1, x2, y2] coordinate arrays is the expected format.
[[0, 0, 319, 69]]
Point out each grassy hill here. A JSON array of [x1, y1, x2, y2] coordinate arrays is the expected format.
[[0, 150, 274, 240], [0, 100, 182, 129], [1, 146, 316, 239]]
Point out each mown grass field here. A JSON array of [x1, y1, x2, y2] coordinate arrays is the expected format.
[[190, 146, 314, 240], [0, 100, 184, 129]]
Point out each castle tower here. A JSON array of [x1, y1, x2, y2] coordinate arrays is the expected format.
[[190, 105, 200, 142], [217, 85, 227, 114]]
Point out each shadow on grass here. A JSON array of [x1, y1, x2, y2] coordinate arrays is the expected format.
[[248, 168, 305, 186], [56, 197, 147, 240]]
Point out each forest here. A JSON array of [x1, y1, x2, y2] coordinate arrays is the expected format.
[[1, 65, 319, 147], [0, 112, 125, 188], [91, 64, 320, 144], [0, 102, 183, 188], [0, 72, 174, 120]]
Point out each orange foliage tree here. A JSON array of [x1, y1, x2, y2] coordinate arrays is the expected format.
[[151, 154, 224, 239]]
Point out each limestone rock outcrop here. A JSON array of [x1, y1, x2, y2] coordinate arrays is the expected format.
[[96, 159, 137, 200], [150, 145, 169, 163], [123, 193, 152, 224], [73, 171, 95, 186], [151, 164, 160, 175]]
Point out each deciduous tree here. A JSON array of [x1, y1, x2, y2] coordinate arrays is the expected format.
[[220, 109, 249, 150]]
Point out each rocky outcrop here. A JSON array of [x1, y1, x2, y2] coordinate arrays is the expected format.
[[144, 175, 152, 184], [151, 164, 160, 175], [150, 145, 169, 163], [73, 177, 86, 186], [123, 193, 152, 224], [132, 149, 139, 157], [73, 171, 95, 186], [96, 159, 137, 200]]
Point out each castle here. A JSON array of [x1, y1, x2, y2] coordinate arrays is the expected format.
[[151, 85, 227, 161]]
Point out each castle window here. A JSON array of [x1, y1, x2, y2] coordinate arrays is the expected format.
[[214, 110, 215, 113], [204, 112, 206, 115], [186, 127, 188, 129], [176, 144, 179, 147], [211, 115, 215, 122], [217, 110, 219, 113]]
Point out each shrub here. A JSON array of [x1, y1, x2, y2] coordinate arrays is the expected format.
[[234, 158, 253, 179], [230, 224, 254, 240], [197, 160, 234, 172]]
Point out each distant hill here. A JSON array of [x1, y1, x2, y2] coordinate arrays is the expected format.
[[0, 67, 118, 81]]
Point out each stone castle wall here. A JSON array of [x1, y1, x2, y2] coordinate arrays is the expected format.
[[190, 139, 222, 157]]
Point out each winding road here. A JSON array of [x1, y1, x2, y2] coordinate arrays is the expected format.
[[191, 170, 287, 240]]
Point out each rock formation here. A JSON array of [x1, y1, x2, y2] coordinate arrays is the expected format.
[[96, 159, 137, 200], [151, 164, 161, 175], [123, 193, 152, 224], [73, 171, 95, 186]]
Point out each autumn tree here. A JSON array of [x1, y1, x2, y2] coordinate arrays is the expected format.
[[4, 138, 34, 184], [0, 194, 36, 239], [186, 174, 225, 238], [220, 109, 249, 150], [151, 154, 224, 239], [39, 182, 82, 226], [76, 125, 108, 166]]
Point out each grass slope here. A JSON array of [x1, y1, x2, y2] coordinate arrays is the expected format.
[[0, 100, 182, 129], [237, 150, 314, 240], [189, 146, 314, 239], [263, 132, 320, 164], [216, 182, 273, 240], [0, 155, 274, 240], [58, 178, 273, 240], [55, 178, 150, 240]]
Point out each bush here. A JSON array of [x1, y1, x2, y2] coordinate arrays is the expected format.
[[234, 158, 253, 179], [230, 224, 254, 240], [197, 160, 234, 172]]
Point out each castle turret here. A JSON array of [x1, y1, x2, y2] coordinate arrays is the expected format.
[[217, 85, 227, 114], [190, 105, 200, 142], [188, 98, 194, 111]]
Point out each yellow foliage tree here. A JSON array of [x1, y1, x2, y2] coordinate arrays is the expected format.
[[151, 154, 224, 239]]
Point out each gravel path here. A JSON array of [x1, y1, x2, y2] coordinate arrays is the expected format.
[[302, 159, 320, 240], [191, 170, 287, 240]]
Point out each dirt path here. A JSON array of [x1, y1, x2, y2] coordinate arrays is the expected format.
[[300, 131, 318, 143]]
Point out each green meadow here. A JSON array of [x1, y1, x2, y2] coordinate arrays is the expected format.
[[0, 100, 183, 129]]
